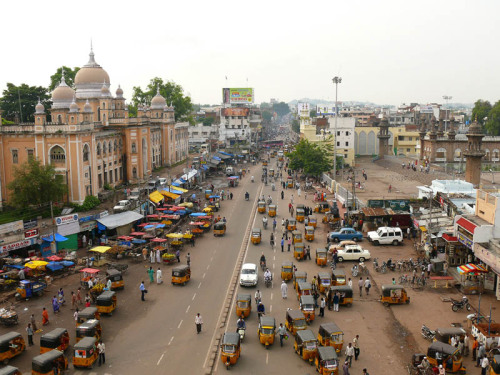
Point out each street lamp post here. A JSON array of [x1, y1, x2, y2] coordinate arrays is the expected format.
[[443, 95, 452, 132], [332, 77, 342, 181]]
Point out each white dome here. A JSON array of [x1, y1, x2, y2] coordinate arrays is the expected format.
[[115, 85, 124, 98], [51, 76, 75, 109], [83, 99, 92, 113], [75, 48, 111, 99], [151, 86, 166, 109], [35, 99, 45, 114]]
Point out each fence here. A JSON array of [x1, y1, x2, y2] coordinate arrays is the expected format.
[[322, 173, 365, 210]]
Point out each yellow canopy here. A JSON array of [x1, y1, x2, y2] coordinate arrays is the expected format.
[[149, 191, 164, 204], [202, 207, 213, 213], [24, 260, 48, 269], [90, 246, 111, 253], [166, 233, 184, 239], [161, 191, 180, 200], [169, 185, 188, 193], [178, 202, 194, 208], [161, 220, 173, 226], [183, 233, 193, 239]]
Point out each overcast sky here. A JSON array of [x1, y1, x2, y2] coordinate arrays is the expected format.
[[1, 0, 498, 107]]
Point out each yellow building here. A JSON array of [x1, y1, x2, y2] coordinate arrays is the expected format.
[[393, 125, 420, 156]]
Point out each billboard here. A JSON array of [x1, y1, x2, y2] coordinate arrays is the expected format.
[[316, 105, 336, 116], [419, 105, 434, 114], [223, 88, 254, 104]]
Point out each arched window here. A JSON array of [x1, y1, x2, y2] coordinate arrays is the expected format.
[[109, 141, 112, 154], [114, 140, 117, 152], [131, 143, 137, 153], [96, 143, 101, 156], [102, 103, 106, 110], [132, 167, 137, 178], [50, 146, 65, 163], [57, 115, 62, 124], [83, 145, 90, 162], [103, 142, 107, 155], [119, 139, 123, 150]]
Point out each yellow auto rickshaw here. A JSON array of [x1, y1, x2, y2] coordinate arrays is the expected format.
[[106, 269, 124, 290], [316, 346, 339, 375], [0, 366, 21, 375], [287, 177, 294, 188], [258, 201, 266, 214], [285, 309, 307, 336], [331, 270, 346, 286], [287, 219, 297, 231], [32, 350, 68, 375], [220, 332, 241, 370], [205, 189, 212, 199], [293, 270, 307, 290], [433, 328, 467, 345], [40, 328, 70, 354], [172, 265, 191, 286], [296, 208, 305, 222], [316, 248, 328, 267], [269, 169, 275, 177], [263, 160, 268, 166], [77, 307, 100, 325], [294, 242, 305, 261], [76, 319, 102, 344], [314, 202, 330, 213], [72, 336, 98, 369], [305, 226, 315, 242], [294, 329, 318, 364], [96, 290, 117, 315], [490, 355, 500, 375], [213, 222, 226, 236], [317, 272, 332, 294], [426, 341, 466, 374], [258, 316, 276, 349], [292, 230, 303, 244], [0, 332, 25, 364], [268, 204, 277, 217], [281, 261, 294, 281], [300, 295, 316, 323], [235, 294, 252, 318], [329, 286, 353, 307], [380, 285, 410, 306], [308, 216, 318, 228], [297, 281, 313, 300], [251, 228, 262, 245], [318, 322, 344, 354]]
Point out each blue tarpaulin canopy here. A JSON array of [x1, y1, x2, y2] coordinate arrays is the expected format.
[[42, 233, 68, 242], [202, 165, 208, 170], [144, 225, 155, 229], [60, 261, 74, 267], [209, 195, 220, 199], [155, 224, 166, 228], [219, 151, 233, 156], [190, 213, 206, 217], [212, 156, 221, 161], [46, 262, 64, 271], [132, 239, 147, 244], [172, 182, 181, 187]]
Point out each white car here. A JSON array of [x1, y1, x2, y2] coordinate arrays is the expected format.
[[240, 263, 258, 287], [336, 245, 371, 262]]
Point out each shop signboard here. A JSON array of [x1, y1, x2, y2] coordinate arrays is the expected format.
[[458, 232, 473, 250], [24, 229, 39, 239], [222, 88, 254, 104], [0, 220, 23, 236], [56, 214, 79, 226], [0, 239, 34, 255], [80, 221, 96, 232], [23, 219, 38, 230]]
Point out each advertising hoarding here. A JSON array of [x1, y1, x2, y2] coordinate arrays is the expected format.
[[316, 105, 336, 116], [222, 88, 254, 104]]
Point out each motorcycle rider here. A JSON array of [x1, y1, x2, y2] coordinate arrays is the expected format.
[[260, 253, 266, 269], [251, 176, 254, 183], [255, 289, 262, 305], [263, 216, 268, 229], [257, 302, 265, 319], [236, 316, 246, 332], [245, 192, 249, 200], [264, 268, 272, 283]]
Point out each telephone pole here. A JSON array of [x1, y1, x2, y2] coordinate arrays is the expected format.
[[332, 77, 342, 181]]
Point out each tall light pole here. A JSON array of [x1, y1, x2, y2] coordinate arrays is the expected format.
[[443, 95, 452, 132], [332, 76, 342, 181]]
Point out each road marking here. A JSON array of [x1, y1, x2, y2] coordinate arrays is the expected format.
[[266, 352, 269, 364], [178, 320, 183, 329], [186, 305, 190, 313], [168, 336, 174, 345], [270, 304, 272, 312], [192, 293, 196, 301], [273, 255, 275, 261], [207, 264, 210, 270], [273, 263, 275, 269], [203, 273, 206, 279], [157, 353, 165, 366], [198, 282, 202, 289], [270, 293, 273, 300]]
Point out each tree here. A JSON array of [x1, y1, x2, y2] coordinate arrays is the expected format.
[[262, 110, 272, 122], [291, 119, 300, 133], [471, 100, 492, 126], [0, 83, 50, 123], [48, 66, 80, 91], [131, 77, 193, 122], [202, 117, 214, 126], [309, 109, 317, 118], [287, 139, 334, 177], [7, 158, 66, 208], [272, 101, 290, 117], [485, 101, 500, 136]]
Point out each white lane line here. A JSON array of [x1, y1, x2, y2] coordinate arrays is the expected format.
[[270, 293, 273, 300], [273, 255, 275, 261], [157, 353, 165, 366], [272, 263, 275, 269], [178, 320, 183, 329], [207, 264, 210, 270], [192, 293, 197, 301], [198, 282, 202, 289], [203, 273, 206, 279], [270, 304, 272, 312], [168, 336, 174, 345], [186, 305, 190, 313], [266, 352, 269, 364]]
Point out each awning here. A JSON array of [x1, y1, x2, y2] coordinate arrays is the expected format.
[[172, 181, 181, 187], [161, 191, 180, 200], [42, 233, 68, 242], [90, 246, 111, 253], [46, 262, 64, 271], [456, 217, 476, 234], [187, 170, 197, 179], [212, 156, 221, 161], [202, 165, 208, 170], [169, 186, 188, 193], [149, 191, 164, 204], [96, 211, 144, 230], [442, 233, 458, 242], [219, 151, 234, 157], [457, 263, 488, 275]]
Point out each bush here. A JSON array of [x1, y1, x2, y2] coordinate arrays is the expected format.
[[72, 195, 101, 212]]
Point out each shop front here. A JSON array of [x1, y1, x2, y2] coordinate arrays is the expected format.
[[473, 241, 500, 300], [56, 214, 80, 252]]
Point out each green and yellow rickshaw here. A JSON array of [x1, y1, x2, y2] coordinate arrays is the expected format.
[[329, 286, 353, 307], [331, 270, 346, 286], [380, 285, 410, 306], [172, 265, 191, 286], [76, 319, 102, 344], [96, 290, 117, 315], [281, 261, 294, 281], [297, 281, 313, 300], [308, 216, 318, 228], [220, 332, 241, 370], [292, 230, 303, 244], [296, 208, 305, 222], [258, 316, 276, 349], [213, 222, 226, 236], [426, 341, 466, 374]]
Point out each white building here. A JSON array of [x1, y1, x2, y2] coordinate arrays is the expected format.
[[188, 123, 218, 145], [174, 122, 189, 163], [219, 107, 261, 146]]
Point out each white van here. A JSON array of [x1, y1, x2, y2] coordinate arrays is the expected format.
[[367, 227, 403, 246]]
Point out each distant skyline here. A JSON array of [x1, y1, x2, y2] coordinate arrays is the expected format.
[[1, 0, 499, 108]]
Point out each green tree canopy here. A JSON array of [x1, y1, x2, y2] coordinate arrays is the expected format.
[[286, 139, 334, 177], [472, 99, 492, 127], [131, 77, 193, 122], [272, 101, 290, 117], [202, 117, 214, 126], [48, 66, 80, 92], [291, 119, 300, 133], [485, 101, 500, 136], [262, 110, 272, 122], [0, 83, 50, 123], [7, 158, 66, 208]]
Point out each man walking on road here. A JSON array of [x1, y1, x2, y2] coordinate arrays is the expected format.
[[140, 281, 146, 301], [287, 238, 291, 252], [195, 313, 203, 334], [345, 342, 354, 367], [342, 361, 350, 375], [281, 238, 284, 252], [358, 277, 363, 296], [97, 340, 106, 366], [353, 335, 360, 360], [281, 280, 288, 299], [319, 298, 325, 317], [277, 323, 286, 347], [364, 278, 371, 295]]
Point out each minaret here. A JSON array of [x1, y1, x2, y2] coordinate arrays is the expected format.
[[377, 116, 390, 158], [463, 118, 485, 187], [418, 115, 427, 160]]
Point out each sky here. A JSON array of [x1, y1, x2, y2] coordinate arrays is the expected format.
[[1, 0, 499, 107]]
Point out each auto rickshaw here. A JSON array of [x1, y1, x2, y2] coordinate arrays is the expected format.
[[296, 208, 305, 222], [314, 202, 330, 213], [268, 204, 277, 217], [213, 222, 226, 236], [285, 309, 307, 336], [205, 189, 212, 199], [96, 290, 117, 315], [76, 319, 102, 343], [263, 160, 268, 166], [269, 169, 275, 177], [490, 355, 500, 375], [258, 316, 276, 349], [0, 332, 25, 364], [380, 285, 410, 306], [294, 242, 305, 261], [294, 329, 318, 364], [258, 201, 266, 214], [305, 226, 315, 241], [72, 336, 98, 369], [40, 328, 70, 354], [77, 307, 100, 325], [433, 328, 467, 345], [426, 341, 466, 374], [31, 349, 68, 375], [287, 219, 297, 231], [105, 269, 124, 290], [292, 231, 303, 244], [220, 332, 241, 370], [317, 272, 332, 294], [318, 322, 344, 354], [331, 270, 346, 286], [235, 294, 252, 318], [329, 286, 353, 307], [172, 265, 191, 286], [300, 295, 316, 323], [287, 177, 294, 188], [297, 281, 313, 300], [308, 216, 318, 228], [316, 248, 328, 267], [281, 261, 294, 281], [316, 346, 339, 375], [293, 271, 307, 290], [0, 366, 21, 375], [251, 228, 262, 245]]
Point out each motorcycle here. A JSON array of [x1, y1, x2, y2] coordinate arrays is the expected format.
[[386, 259, 396, 272], [351, 264, 359, 277], [272, 183, 275, 191], [251, 176, 254, 183], [260, 260, 266, 271], [421, 324, 435, 341], [238, 327, 246, 342], [451, 296, 471, 312], [265, 276, 272, 288], [245, 192, 249, 201]]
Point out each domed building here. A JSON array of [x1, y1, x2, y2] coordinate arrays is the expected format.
[[75, 48, 110, 99]]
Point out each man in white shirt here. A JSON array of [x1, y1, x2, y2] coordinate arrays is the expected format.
[[481, 356, 489, 375], [195, 313, 203, 334], [345, 343, 354, 367], [97, 341, 105, 366]]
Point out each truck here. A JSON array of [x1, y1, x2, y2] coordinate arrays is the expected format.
[[472, 322, 500, 349], [328, 227, 363, 243], [16, 279, 47, 300], [113, 200, 132, 213]]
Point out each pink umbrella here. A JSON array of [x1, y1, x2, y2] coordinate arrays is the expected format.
[[130, 232, 145, 236], [189, 222, 205, 225], [151, 238, 167, 243]]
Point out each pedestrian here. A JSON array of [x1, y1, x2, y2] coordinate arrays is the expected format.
[[477, 343, 486, 367], [481, 356, 489, 375], [388, 184, 392, 193], [76, 287, 82, 305], [73, 308, 79, 326], [85, 294, 91, 307], [42, 307, 49, 326], [342, 361, 350, 375], [31, 314, 38, 333], [427, 263, 432, 277], [288, 203, 292, 213], [281, 191, 284, 200], [463, 334, 469, 356], [230, 192, 233, 200], [348, 278, 352, 288], [176, 249, 180, 263], [52, 295, 59, 314], [472, 337, 478, 361], [147, 266, 154, 283], [358, 277, 363, 296], [364, 277, 371, 295], [281, 238, 284, 252], [392, 278, 396, 285], [187, 253, 191, 266], [277, 322, 287, 346], [407, 227, 411, 239], [304, 191, 307, 200], [443, 262, 449, 276], [195, 313, 203, 334], [353, 335, 360, 360], [142, 247, 148, 261], [362, 369, 369, 375], [320, 298, 325, 317], [97, 340, 106, 366], [150, 250, 155, 264], [345, 342, 354, 367], [281, 280, 288, 299], [26, 323, 34, 346], [82, 234, 87, 249], [140, 281, 146, 301], [313, 290, 320, 308], [333, 292, 339, 312], [156, 249, 161, 263], [287, 238, 291, 252], [71, 291, 77, 309], [58, 288, 65, 306], [157, 267, 163, 284]]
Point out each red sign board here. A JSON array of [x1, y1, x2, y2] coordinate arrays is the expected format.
[[24, 229, 39, 239]]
